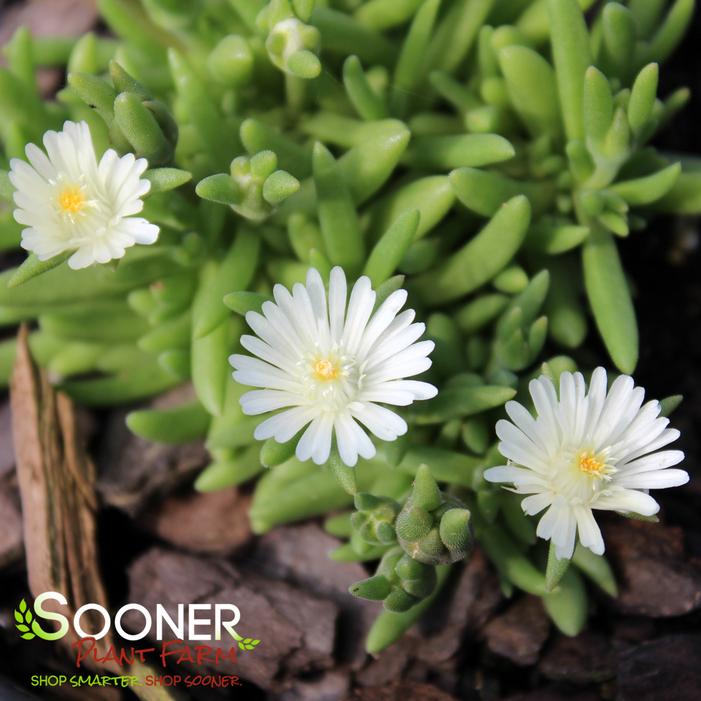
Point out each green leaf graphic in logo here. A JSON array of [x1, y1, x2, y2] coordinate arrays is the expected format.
[[230, 629, 262, 651], [14, 599, 35, 640], [239, 637, 261, 651]]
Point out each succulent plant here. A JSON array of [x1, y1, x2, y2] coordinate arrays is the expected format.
[[0, 0, 694, 655]]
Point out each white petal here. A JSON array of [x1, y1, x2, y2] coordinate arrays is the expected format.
[[616, 469, 689, 490], [357, 379, 437, 405], [239, 389, 299, 415], [593, 488, 659, 516], [521, 492, 552, 515], [574, 506, 605, 555], [68, 247, 96, 269], [334, 412, 359, 467], [328, 266, 347, 342], [239, 335, 299, 375], [356, 289, 407, 359], [592, 374, 635, 446], [505, 400, 549, 449], [294, 414, 333, 465], [305, 267, 330, 343], [253, 406, 315, 442], [341, 275, 375, 354], [349, 403, 407, 441], [483, 465, 547, 488], [618, 449, 685, 475]]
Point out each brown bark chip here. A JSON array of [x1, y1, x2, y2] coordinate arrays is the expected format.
[[250, 523, 378, 666], [616, 634, 701, 701], [0, 0, 98, 44], [140, 487, 252, 556], [127, 548, 339, 691], [0, 483, 23, 568], [348, 681, 459, 701], [97, 386, 208, 516], [413, 548, 502, 666], [484, 596, 550, 666], [10, 327, 181, 701], [539, 632, 614, 685], [0, 0, 99, 96], [11, 327, 107, 630], [604, 519, 701, 617], [9, 326, 119, 695], [0, 401, 15, 478]]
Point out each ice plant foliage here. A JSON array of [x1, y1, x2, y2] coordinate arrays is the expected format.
[[485, 369, 688, 559], [230, 267, 437, 466], [0, 0, 698, 654], [9, 121, 158, 269]]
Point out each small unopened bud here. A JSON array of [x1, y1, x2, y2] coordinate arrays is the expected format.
[[196, 150, 299, 221], [395, 504, 432, 541], [395, 465, 474, 565], [411, 464, 443, 511], [265, 18, 321, 79], [439, 508, 473, 557], [349, 574, 392, 601]]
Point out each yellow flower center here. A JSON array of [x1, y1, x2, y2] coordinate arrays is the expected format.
[[57, 185, 86, 215], [577, 450, 608, 478], [312, 358, 340, 382]]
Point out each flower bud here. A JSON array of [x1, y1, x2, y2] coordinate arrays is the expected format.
[[395, 465, 474, 565], [349, 546, 439, 612], [196, 151, 299, 221], [351, 492, 400, 545]]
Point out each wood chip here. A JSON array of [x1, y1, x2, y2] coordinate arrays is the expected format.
[[604, 519, 701, 617], [0, 402, 14, 479], [140, 487, 253, 556], [348, 682, 459, 701], [97, 388, 208, 517], [127, 548, 339, 692], [0, 0, 98, 44], [0, 483, 23, 569], [10, 325, 119, 697], [10, 326, 181, 701], [484, 596, 550, 666], [249, 523, 378, 667]]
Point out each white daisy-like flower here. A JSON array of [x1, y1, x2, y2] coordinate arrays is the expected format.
[[485, 368, 688, 559], [230, 266, 438, 467], [9, 120, 159, 270]]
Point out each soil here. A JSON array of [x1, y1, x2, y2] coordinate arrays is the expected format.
[[0, 2, 700, 700]]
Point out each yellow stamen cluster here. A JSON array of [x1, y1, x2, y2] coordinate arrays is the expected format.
[[313, 358, 339, 381], [57, 186, 86, 215], [577, 451, 607, 478]]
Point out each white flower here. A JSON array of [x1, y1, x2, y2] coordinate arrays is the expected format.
[[484, 368, 687, 559], [230, 266, 438, 467], [9, 120, 159, 270]]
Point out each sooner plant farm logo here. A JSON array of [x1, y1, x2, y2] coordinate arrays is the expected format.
[[14, 592, 261, 691], [14, 592, 261, 650]]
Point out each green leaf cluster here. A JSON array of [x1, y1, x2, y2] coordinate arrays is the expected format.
[[0, 0, 694, 655]]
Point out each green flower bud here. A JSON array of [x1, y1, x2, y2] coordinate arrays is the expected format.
[[411, 464, 442, 511], [113, 92, 174, 164], [439, 508, 472, 555], [383, 588, 418, 612], [265, 17, 321, 79], [260, 438, 297, 468], [196, 151, 299, 221], [395, 504, 432, 542], [398, 572, 436, 600], [351, 492, 400, 545], [349, 574, 392, 601], [350, 546, 439, 611], [395, 465, 473, 566]]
